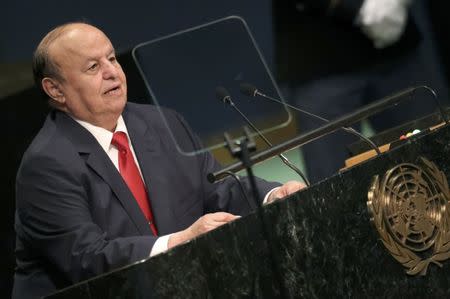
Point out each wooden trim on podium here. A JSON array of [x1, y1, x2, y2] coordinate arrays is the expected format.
[[343, 122, 447, 170], [343, 144, 391, 169]]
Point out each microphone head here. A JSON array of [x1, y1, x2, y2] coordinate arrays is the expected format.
[[215, 86, 232, 104], [239, 83, 258, 97]]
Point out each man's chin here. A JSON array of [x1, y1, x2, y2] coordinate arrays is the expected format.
[[103, 93, 127, 104]]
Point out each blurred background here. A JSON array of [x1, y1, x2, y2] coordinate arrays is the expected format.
[[2, 1, 450, 297]]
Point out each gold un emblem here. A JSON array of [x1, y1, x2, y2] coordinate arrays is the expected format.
[[367, 157, 450, 276]]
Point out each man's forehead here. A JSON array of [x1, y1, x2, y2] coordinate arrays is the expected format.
[[50, 26, 114, 61]]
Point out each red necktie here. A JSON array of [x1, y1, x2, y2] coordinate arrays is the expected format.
[[111, 131, 158, 236]]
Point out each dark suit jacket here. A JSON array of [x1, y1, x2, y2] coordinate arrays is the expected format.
[[13, 103, 278, 299]]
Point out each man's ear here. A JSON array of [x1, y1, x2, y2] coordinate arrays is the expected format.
[[42, 77, 65, 104]]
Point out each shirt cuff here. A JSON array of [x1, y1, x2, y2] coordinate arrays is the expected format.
[[263, 187, 281, 205], [150, 187, 281, 257], [150, 234, 172, 257]]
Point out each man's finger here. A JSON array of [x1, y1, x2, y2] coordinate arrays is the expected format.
[[210, 212, 240, 222]]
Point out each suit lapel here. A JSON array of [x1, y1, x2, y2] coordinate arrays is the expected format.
[[54, 111, 152, 235], [123, 107, 177, 235]]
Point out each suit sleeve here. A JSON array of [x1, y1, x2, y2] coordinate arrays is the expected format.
[[167, 110, 280, 216], [15, 152, 156, 284]]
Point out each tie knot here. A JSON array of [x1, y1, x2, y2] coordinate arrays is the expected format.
[[111, 131, 130, 152]]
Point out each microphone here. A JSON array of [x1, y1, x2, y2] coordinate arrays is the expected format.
[[216, 86, 232, 104], [240, 83, 381, 155], [215, 87, 310, 186], [209, 84, 443, 182]]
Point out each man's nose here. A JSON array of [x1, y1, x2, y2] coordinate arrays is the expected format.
[[102, 61, 119, 79]]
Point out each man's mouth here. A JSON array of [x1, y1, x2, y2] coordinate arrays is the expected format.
[[104, 85, 121, 96]]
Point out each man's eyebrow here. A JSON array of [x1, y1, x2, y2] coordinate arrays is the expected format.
[[83, 48, 115, 63]]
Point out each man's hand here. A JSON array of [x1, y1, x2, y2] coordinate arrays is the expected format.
[[168, 212, 240, 249], [357, 0, 411, 48], [267, 180, 306, 204]]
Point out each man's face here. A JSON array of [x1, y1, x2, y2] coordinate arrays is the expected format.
[[49, 24, 127, 130]]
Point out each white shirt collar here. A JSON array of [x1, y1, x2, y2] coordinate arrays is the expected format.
[[72, 115, 130, 152]]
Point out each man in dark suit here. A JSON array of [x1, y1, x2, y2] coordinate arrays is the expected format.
[[13, 23, 304, 299]]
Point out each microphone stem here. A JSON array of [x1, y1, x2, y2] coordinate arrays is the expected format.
[[421, 85, 448, 124], [257, 92, 381, 155], [228, 101, 310, 186]]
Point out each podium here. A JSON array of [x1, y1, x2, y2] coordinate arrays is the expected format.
[[46, 123, 450, 298]]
